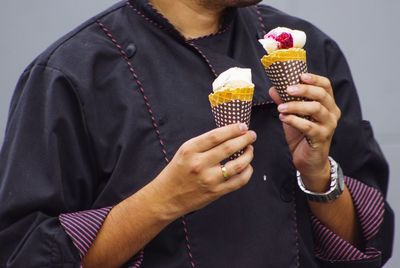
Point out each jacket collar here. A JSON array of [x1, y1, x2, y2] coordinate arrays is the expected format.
[[128, 0, 273, 104], [129, 0, 238, 41]]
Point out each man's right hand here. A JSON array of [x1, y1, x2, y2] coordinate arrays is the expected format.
[[83, 123, 256, 267], [149, 123, 257, 221]]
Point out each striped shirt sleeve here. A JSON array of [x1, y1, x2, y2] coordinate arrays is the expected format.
[[59, 207, 145, 267], [311, 176, 385, 261], [59, 207, 113, 258]]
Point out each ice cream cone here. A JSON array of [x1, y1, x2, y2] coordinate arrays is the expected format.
[[209, 86, 254, 159], [261, 48, 307, 103]]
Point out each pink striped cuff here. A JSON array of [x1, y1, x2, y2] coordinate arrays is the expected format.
[[59, 206, 112, 258], [312, 176, 385, 261], [60, 207, 145, 267]]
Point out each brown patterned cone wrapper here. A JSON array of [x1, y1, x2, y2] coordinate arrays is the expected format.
[[209, 87, 254, 160], [261, 48, 307, 103]]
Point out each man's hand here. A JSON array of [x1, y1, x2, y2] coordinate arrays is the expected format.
[[269, 73, 341, 192], [268, 73, 360, 246], [83, 123, 256, 268], [150, 123, 256, 220]]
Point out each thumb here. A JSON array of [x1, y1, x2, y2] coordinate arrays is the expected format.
[[268, 87, 283, 105]]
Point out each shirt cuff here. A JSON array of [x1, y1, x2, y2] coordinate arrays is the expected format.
[[59, 206, 112, 258], [311, 176, 385, 261]]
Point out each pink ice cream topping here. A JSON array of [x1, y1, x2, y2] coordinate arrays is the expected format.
[[267, 32, 294, 49], [259, 27, 306, 54]]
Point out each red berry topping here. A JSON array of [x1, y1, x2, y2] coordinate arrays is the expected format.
[[276, 32, 293, 49]]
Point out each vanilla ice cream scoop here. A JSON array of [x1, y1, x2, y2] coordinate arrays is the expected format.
[[212, 67, 254, 92], [259, 27, 306, 54]]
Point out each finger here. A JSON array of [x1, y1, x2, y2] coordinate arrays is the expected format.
[[204, 131, 257, 164], [278, 101, 332, 123], [279, 114, 331, 146], [300, 73, 333, 96], [217, 164, 254, 195], [188, 123, 248, 152], [269, 87, 283, 105], [286, 84, 338, 114], [211, 145, 254, 181]]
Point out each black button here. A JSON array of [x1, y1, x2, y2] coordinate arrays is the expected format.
[[126, 43, 137, 58]]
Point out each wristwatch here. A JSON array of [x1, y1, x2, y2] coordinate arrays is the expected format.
[[297, 157, 345, 203]]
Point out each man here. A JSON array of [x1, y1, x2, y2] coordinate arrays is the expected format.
[[0, 0, 394, 267]]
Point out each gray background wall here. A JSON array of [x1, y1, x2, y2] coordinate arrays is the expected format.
[[0, 0, 398, 266]]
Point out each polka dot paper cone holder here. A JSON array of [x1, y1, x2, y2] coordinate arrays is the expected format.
[[208, 87, 254, 160], [261, 48, 307, 103]]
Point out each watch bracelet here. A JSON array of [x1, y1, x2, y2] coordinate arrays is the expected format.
[[296, 156, 343, 202]]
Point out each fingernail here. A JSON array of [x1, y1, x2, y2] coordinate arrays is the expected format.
[[249, 131, 257, 141], [302, 73, 312, 81], [287, 86, 298, 94], [278, 104, 288, 112], [279, 113, 287, 120], [239, 123, 248, 132]]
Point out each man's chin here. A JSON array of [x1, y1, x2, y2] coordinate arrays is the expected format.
[[230, 0, 263, 8], [201, 0, 263, 9]]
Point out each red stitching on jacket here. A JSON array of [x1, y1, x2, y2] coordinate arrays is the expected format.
[[186, 42, 218, 77], [97, 20, 169, 164], [126, 1, 165, 30], [127, 0, 229, 43], [181, 217, 196, 268], [186, 24, 231, 42], [127, 0, 217, 78], [292, 186, 300, 267], [255, 5, 267, 36], [97, 18, 196, 268]]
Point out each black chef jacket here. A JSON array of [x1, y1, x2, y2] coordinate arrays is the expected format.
[[0, 0, 394, 267]]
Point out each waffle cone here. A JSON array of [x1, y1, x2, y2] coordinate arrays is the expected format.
[[208, 86, 254, 159], [261, 48, 306, 69], [261, 48, 307, 103], [208, 87, 254, 108]]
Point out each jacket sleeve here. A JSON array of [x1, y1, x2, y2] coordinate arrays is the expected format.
[[59, 207, 112, 259], [312, 177, 384, 262], [315, 38, 394, 268], [0, 64, 105, 267]]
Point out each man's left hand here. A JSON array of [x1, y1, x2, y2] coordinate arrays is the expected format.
[[269, 73, 341, 192]]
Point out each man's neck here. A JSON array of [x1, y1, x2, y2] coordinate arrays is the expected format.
[[149, 0, 224, 39]]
